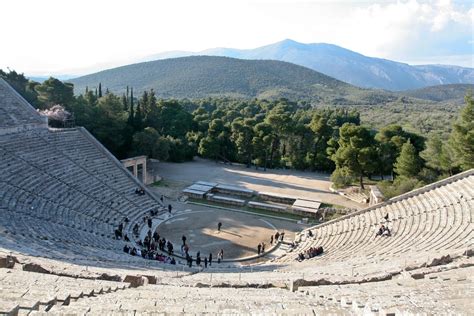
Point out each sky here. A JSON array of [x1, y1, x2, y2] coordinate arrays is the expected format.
[[1, 0, 473, 76]]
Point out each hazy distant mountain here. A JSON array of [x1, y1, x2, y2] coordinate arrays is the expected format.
[[143, 39, 474, 91], [69, 56, 397, 104], [27, 75, 78, 83]]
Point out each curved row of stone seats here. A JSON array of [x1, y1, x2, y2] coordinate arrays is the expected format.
[[0, 267, 129, 315], [0, 128, 167, 266], [296, 265, 474, 315], [40, 284, 346, 315], [0, 78, 47, 130], [26, 265, 473, 315], [0, 128, 160, 232], [275, 170, 473, 269]]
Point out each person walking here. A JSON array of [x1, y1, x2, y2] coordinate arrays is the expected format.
[[182, 235, 187, 245], [270, 235, 273, 245], [257, 243, 262, 255], [261, 242, 266, 253], [209, 253, 213, 266], [196, 253, 201, 267], [204, 257, 208, 268], [217, 249, 223, 263], [217, 222, 222, 232]]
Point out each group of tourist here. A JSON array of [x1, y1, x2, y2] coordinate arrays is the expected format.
[[297, 246, 324, 261], [376, 224, 391, 237], [134, 187, 146, 196], [122, 244, 176, 264]]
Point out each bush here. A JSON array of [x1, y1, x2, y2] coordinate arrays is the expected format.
[[330, 167, 354, 188], [378, 177, 425, 199]]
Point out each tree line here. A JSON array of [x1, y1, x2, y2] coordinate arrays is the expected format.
[[2, 70, 472, 197]]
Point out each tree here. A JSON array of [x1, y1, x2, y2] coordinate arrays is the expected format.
[[34, 77, 74, 109], [98, 83, 102, 98], [131, 127, 170, 160], [421, 135, 456, 176], [252, 122, 274, 170], [308, 113, 333, 170], [394, 140, 422, 178], [450, 95, 474, 170], [331, 123, 377, 189], [231, 118, 255, 167]]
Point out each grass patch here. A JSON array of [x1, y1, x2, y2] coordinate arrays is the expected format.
[[320, 203, 345, 209]]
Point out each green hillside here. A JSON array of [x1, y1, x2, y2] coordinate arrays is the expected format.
[[69, 56, 397, 105], [402, 84, 474, 103]]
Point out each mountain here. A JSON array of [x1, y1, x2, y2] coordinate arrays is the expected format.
[[69, 56, 397, 104], [402, 84, 474, 103], [27, 75, 78, 83], [142, 39, 474, 91]]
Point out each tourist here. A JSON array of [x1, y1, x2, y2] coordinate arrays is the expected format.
[[257, 243, 262, 255], [182, 235, 187, 245], [376, 225, 385, 237], [217, 222, 222, 232], [168, 204, 172, 214], [204, 257, 208, 268], [217, 249, 223, 263], [167, 241, 174, 255], [384, 213, 389, 221], [280, 231, 285, 241], [275, 232, 280, 242], [382, 226, 391, 237], [160, 195, 164, 203], [270, 235, 273, 245], [209, 253, 213, 266], [147, 218, 152, 229], [261, 242, 266, 253], [196, 252, 201, 266], [307, 230, 313, 238]]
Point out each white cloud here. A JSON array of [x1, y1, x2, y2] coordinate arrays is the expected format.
[[0, 0, 472, 75]]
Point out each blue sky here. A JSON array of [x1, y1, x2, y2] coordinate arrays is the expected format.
[[1, 0, 472, 76]]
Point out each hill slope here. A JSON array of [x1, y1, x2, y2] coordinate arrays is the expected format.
[[143, 39, 474, 91], [69, 56, 396, 104], [402, 84, 474, 102]]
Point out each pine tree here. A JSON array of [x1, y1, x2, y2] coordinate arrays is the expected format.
[[450, 95, 474, 170], [394, 140, 422, 178]]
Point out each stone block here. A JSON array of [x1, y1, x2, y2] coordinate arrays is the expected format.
[[124, 275, 148, 288], [23, 263, 50, 274], [97, 273, 122, 282]]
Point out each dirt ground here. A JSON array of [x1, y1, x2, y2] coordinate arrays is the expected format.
[[152, 157, 363, 210], [156, 205, 303, 260]]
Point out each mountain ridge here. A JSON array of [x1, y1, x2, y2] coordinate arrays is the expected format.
[[141, 39, 473, 91], [69, 55, 399, 105]]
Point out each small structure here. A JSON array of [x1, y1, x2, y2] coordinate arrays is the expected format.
[[369, 186, 385, 206], [121, 156, 148, 184], [291, 199, 321, 217], [182, 182, 216, 199], [215, 184, 255, 197], [258, 192, 297, 205]]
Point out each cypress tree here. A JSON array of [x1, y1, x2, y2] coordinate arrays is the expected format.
[[98, 83, 102, 98]]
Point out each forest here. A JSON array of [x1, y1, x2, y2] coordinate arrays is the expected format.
[[2, 70, 473, 198]]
